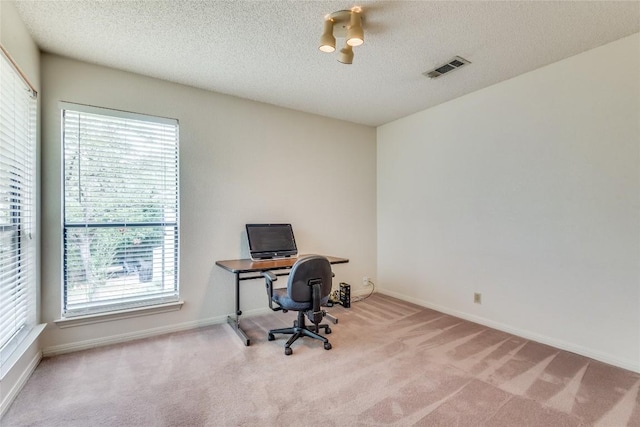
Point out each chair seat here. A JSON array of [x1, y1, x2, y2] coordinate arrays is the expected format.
[[273, 288, 329, 311]]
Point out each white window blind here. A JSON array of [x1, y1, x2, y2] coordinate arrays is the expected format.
[[62, 104, 179, 317], [0, 49, 37, 360]]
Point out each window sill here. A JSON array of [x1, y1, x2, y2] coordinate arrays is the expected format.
[[1, 323, 46, 381], [53, 301, 184, 329]]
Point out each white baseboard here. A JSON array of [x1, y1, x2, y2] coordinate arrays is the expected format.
[[0, 350, 42, 418], [42, 306, 274, 357], [43, 315, 226, 357], [377, 288, 640, 374], [34, 287, 640, 373]]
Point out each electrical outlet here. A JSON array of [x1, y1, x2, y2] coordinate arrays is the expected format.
[[363, 276, 369, 286], [474, 292, 482, 304]]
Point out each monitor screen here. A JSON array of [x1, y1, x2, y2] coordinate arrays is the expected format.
[[246, 224, 298, 260]]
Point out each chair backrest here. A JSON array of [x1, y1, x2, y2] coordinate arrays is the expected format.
[[287, 255, 332, 303]]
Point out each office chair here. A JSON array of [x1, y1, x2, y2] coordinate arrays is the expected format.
[[262, 255, 333, 355]]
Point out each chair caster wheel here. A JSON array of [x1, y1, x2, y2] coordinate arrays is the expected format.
[[325, 327, 331, 334], [268, 333, 275, 341], [284, 347, 293, 356], [324, 342, 332, 350]]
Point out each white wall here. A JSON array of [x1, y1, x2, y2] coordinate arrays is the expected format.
[[0, 0, 42, 414], [40, 54, 377, 352], [377, 33, 640, 372]]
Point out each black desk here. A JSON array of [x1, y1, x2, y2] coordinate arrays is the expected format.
[[215, 255, 349, 345]]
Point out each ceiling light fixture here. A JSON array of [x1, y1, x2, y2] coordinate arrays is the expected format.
[[346, 9, 364, 47], [318, 7, 364, 64], [338, 44, 354, 64], [319, 18, 336, 53]]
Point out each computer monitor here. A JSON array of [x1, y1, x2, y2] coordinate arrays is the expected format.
[[246, 223, 298, 260]]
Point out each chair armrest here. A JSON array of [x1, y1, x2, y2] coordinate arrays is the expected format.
[[263, 271, 277, 282], [262, 271, 281, 311]]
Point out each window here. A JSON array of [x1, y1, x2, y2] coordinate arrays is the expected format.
[[0, 48, 37, 362], [62, 104, 179, 317]]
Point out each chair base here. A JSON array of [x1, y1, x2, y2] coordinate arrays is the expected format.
[[268, 311, 332, 355]]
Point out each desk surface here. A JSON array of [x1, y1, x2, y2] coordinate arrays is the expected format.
[[216, 255, 348, 274]]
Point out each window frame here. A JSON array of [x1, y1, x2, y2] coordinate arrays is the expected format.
[[0, 46, 38, 368], [60, 102, 180, 318]]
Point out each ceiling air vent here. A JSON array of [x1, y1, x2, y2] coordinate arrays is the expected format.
[[423, 56, 470, 79]]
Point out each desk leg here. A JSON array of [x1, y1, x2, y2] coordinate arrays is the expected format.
[[228, 272, 251, 346], [227, 316, 250, 346], [325, 312, 338, 324]]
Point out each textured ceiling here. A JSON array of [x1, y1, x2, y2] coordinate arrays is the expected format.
[[13, 1, 640, 127]]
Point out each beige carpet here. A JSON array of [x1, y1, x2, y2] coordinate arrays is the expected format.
[[3, 294, 639, 426]]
